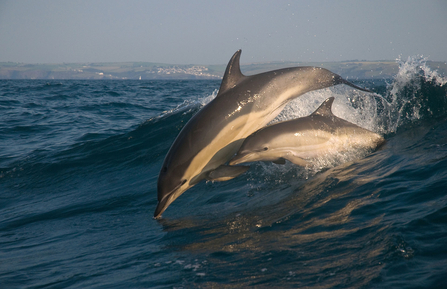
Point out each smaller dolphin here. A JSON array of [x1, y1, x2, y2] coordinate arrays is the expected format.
[[229, 97, 385, 167]]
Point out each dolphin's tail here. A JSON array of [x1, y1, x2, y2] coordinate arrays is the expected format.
[[340, 78, 372, 93]]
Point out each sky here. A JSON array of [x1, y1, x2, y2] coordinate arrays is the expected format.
[[1, 0, 446, 65]]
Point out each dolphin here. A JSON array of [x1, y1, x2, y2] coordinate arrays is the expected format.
[[229, 97, 385, 167], [155, 50, 371, 218]]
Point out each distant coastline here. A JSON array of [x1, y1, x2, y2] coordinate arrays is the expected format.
[[1, 60, 446, 80]]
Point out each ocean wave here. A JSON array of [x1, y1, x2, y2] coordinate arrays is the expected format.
[[1, 71, 447, 288]]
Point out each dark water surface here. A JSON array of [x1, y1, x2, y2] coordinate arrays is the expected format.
[[1, 57, 447, 288]]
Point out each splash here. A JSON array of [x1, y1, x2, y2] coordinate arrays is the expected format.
[[383, 55, 447, 132], [199, 88, 219, 106], [393, 55, 447, 88]]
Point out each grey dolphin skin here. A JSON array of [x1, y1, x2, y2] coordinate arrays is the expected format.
[[229, 97, 385, 167], [155, 50, 371, 218]]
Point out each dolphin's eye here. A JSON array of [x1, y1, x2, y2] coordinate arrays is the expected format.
[[162, 166, 168, 173], [263, 147, 268, 151]]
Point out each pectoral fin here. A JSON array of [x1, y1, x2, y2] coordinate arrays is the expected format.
[[206, 165, 250, 182], [285, 156, 309, 167]]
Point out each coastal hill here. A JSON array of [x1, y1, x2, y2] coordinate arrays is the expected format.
[[0, 60, 446, 80]]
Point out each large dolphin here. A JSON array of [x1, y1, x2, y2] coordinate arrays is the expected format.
[[229, 97, 385, 166], [155, 50, 371, 218]]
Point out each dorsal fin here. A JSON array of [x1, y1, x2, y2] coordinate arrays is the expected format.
[[217, 50, 245, 95], [312, 97, 335, 117]]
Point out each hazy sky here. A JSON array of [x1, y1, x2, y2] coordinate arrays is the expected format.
[[1, 0, 446, 64]]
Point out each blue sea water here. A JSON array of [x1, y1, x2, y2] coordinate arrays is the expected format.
[[1, 57, 447, 288]]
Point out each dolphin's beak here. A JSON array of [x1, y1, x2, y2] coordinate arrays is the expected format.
[[154, 194, 173, 219], [154, 181, 186, 219]]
